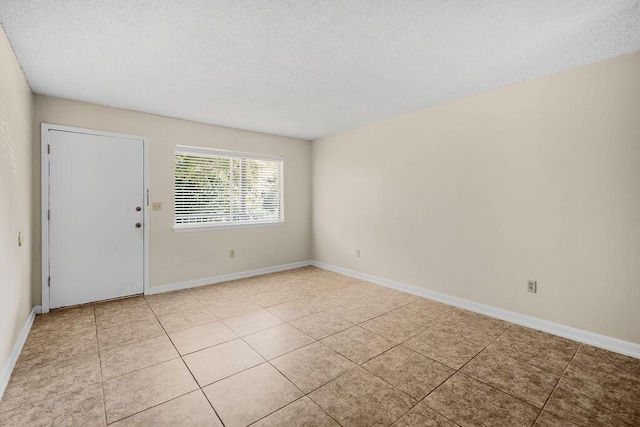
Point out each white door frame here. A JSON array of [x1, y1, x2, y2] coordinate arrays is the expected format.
[[41, 123, 150, 313]]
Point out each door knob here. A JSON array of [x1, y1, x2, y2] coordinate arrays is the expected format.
[[135, 223, 142, 228], [135, 206, 142, 212]]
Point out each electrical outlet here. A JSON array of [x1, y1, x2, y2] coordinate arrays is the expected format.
[[527, 280, 537, 293], [356, 249, 360, 257], [229, 249, 235, 258], [151, 202, 162, 211]]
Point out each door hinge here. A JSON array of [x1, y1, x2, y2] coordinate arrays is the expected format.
[[47, 144, 50, 154], [48, 276, 51, 287], [48, 210, 50, 220]]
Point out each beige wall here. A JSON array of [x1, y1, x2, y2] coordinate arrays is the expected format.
[[0, 26, 33, 374], [32, 96, 311, 301], [312, 52, 640, 344]]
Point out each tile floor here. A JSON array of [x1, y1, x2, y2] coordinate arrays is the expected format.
[[1, 266, 639, 426]]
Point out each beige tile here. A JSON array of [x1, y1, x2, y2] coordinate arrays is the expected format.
[[407, 298, 460, 320], [314, 290, 359, 307], [13, 329, 98, 375], [575, 344, 640, 378], [31, 305, 95, 332], [99, 334, 179, 379], [434, 315, 509, 347], [363, 346, 454, 399], [94, 296, 147, 312], [95, 304, 156, 329], [321, 326, 395, 365], [424, 373, 539, 427], [289, 311, 353, 340], [111, 390, 223, 427], [565, 344, 640, 396], [190, 284, 254, 305], [0, 353, 101, 414], [97, 317, 165, 350], [534, 411, 578, 427], [146, 292, 205, 316], [26, 315, 96, 344], [486, 325, 579, 375], [392, 403, 457, 427], [12, 268, 639, 427], [244, 324, 315, 360], [253, 396, 339, 427], [265, 298, 326, 321], [222, 309, 283, 336], [144, 289, 192, 304], [183, 339, 264, 386], [0, 383, 106, 427], [448, 310, 512, 332], [403, 326, 486, 369], [330, 282, 379, 300], [157, 307, 218, 333], [309, 367, 415, 426], [272, 342, 356, 393], [169, 321, 237, 355], [360, 305, 440, 343], [327, 297, 399, 324], [206, 297, 262, 319], [202, 363, 303, 427], [103, 358, 198, 423], [248, 289, 301, 308], [544, 372, 637, 425], [460, 349, 559, 408], [368, 291, 419, 310]]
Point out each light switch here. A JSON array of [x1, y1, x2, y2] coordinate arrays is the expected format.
[[152, 202, 163, 211]]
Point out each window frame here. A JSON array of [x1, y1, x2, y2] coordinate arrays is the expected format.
[[173, 145, 284, 231]]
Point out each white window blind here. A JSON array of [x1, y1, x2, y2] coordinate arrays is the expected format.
[[174, 146, 283, 228]]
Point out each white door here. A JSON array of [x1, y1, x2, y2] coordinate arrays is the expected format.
[[47, 129, 145, 308]]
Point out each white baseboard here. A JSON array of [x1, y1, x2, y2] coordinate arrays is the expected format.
[[0, 306, 38, 400], [311, 261, 640, 359], [145, 260, 313, 295]]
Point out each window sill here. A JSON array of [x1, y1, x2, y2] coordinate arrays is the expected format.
[[173, 221, 285, 233]]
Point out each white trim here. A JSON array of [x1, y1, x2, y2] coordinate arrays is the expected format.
[[41, 123, 150, 312], [41, 125, 50, 312], [146, 260, 312, 295], [175, 145, 283, 161], [310, 261, 640, 359], [143, 135, 151, 297], [0, 307, 37, 400], [173, 221, 285, 233]]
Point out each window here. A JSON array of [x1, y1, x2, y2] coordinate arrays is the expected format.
[[174, 146, 283, 229]]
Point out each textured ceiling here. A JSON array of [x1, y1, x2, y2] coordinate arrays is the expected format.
[[1, 1, 639, 140]]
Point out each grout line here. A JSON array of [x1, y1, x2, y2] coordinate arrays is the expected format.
[[105, 390, 204, 425], [263, 361, 345, 427], [416, 323, 587, 427], [209, 284, 463, 425], [147, 300, 228, 427], [197, 276, 367, 426], [241, 296, 456, 426], [90, 305, 111, 426], [246, 394, 344, 427], [192, 274, 424, 424], [351, 332, 455, 424], [414, 324, 517, 425], [113, 284, 500, 426], [530, 343, 582, 426]]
